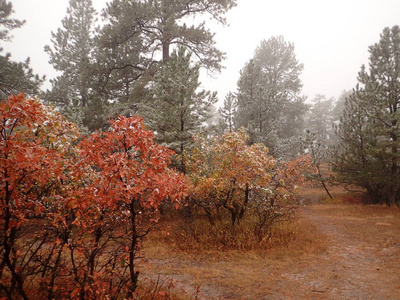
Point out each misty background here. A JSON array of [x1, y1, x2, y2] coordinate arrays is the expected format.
[[3, 0, 400, 102]]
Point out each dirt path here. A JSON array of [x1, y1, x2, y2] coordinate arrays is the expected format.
[[284, 206, 400, 299], [143, 205, 400, 299]]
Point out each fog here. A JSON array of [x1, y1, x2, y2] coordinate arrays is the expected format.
[[3, 0, 400, 102]]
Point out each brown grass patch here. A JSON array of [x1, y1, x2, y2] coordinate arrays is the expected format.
[[307, 204, 400, 248], [145, 211, 327, 256], [141, 211, 328, 299], [141, 196, 400, 299]]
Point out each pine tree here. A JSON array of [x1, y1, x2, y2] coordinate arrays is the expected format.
[[332, 88, 383, 202], [333, 26, 400, 205], [101, 0, 236, 72], [306, 94, 334, 143], [235, 36, 307, 159], [0, 1, 43, 98], [235, 59, 263, 143], [44, 0, 101, 131], [219, 92, 237, 132], [95, 1, 148, 106], [0, 55, 44, 98], [91, 0, 235, 130], [332, 90, 352, 123], [141, 46, 217, 173], [0, 0, 25, 42]]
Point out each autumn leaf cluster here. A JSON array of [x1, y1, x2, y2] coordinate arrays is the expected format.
[[186, 129, 313, 241], [0, 93, 187, 299]]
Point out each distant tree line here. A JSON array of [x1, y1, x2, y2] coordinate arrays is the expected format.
[[218, 27, 400, 205]]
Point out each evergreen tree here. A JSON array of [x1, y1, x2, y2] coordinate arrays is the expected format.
[[235, 59, 263, 143], [95, 1, 149, 106], [141, 46, 217, 173], [333, 26, 400, 205], [328, 90, 352, 146], [235, 36, 307, 158], [101, 0, 236, 72], [305, 94, 334, 144], [332, 90, 351, 123], [204, 102, 221, 135], [90, 0, 235, 130], [0, 1, 43, 98], [0, 55, 44, 98], [44, 0, 102, 131], [0, 0, 25, 42], [219, 92, 237, 132], [332, 88, 382, 202]]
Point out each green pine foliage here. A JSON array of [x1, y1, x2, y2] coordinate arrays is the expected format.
[[44, 0, 236, 131], [305, 94, 335, 145], [101, 0, 236, 73], [95, 0, 148, 106], [218, 92, 237, 132], [140, 46, 217, 173], [0, 0, 25, 42], [235, 36, 308, 159], [0, 55, 44, 98], [0, 1, 43, 98], [43, 0, 106, 131], [332, 26, 400, 206]]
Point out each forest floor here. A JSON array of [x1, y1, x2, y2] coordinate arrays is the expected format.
[[141, 196, 400, 299]]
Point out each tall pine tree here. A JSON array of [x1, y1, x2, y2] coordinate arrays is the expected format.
[[235, 59, 263, 143], [101, 0, 236, 72], [95, 0, 149, 107], [141, 46, 217, 173], [333, 26, 400, 206], [305, 94, 334, 144], [90, 0, 236, 130], [44, 0, 102, 131], [235, 36, 307, 158]]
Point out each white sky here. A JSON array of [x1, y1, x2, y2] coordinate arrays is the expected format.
[[2, 0, 400, 103]]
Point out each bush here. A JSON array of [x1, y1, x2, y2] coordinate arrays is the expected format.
[[0, 93, 188, 299], [184, 130, 313, 245], [162, 212, 299, 251]]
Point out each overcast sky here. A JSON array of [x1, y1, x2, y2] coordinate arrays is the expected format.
[[2, 0, 400, 103]]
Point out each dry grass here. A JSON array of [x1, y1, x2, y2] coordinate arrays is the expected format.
[[141, 209, 329, 299], [140, 186, 400, 299], [145, 213, 327, 259], [308, 204, 400, 251]]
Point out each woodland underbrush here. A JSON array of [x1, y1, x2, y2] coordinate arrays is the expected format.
[[158, 215, 297, 252], [145, 207, 327, 257]]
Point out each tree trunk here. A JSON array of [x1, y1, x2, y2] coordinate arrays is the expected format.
[[238, 184, 250, 221], [318, 171, 333, 200], [127, 201, 139, 297], [180, 113, 186, 174], [162, 41, 170, 63]]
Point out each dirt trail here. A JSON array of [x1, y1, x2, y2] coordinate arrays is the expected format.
[[284, 206, 400, 299], [143, 205, 400, 299]]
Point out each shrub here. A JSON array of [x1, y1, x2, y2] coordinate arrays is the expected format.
[[185, 129, 313, 246], [0, 93, 188, 299]]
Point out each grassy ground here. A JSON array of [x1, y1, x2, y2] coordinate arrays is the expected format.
[[141, 214, 328, 299], [139, 186, 400, 299]]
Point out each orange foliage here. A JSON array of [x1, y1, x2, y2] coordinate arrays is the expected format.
[[0, 93, 188, 299], [187, 129, 313, 233], [188, 129, 276, 225]]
